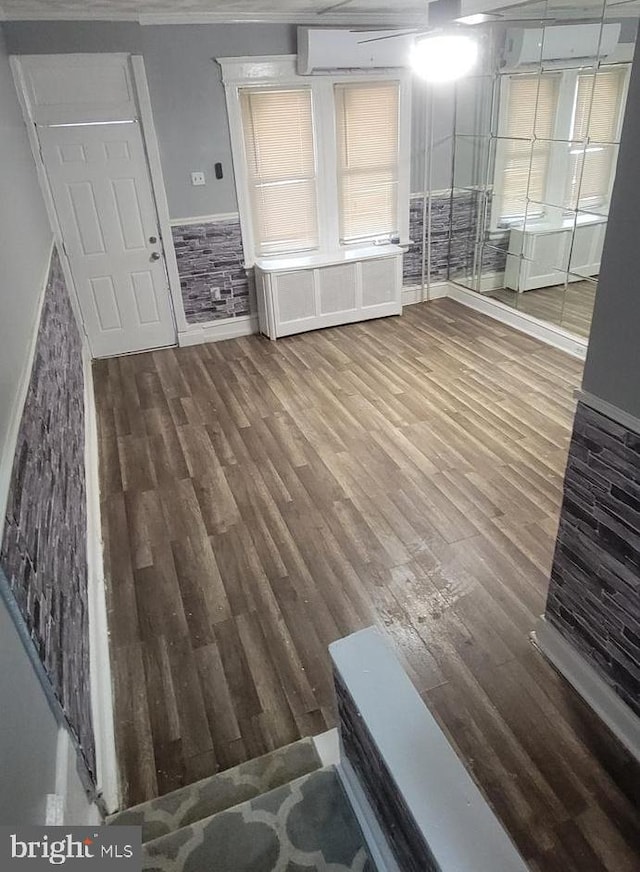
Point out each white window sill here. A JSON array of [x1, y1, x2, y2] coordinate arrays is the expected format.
[[254, 243, 405, 273], [509, 213, 608, 235]]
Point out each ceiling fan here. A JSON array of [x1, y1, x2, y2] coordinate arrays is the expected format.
[[325, 0, 567, 81], [336, 0, 561, 46]]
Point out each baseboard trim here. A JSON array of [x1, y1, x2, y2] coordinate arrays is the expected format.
[[447, 283, 588, 360], [174, 287, 588, 357], [54, 727, 102, 825], [401, 282, 449, 305], [178, 314, 259, 346], [84, 347, 119, 814], [0, 238, 54, 542], [476, 271, 506, 293], [532, 617, 640, 763]]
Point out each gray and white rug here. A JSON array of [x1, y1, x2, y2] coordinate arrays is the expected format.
[[108, 738, 321, 843], [142, 767, 376, 872]]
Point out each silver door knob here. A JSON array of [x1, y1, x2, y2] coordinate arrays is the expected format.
[[150, 252, 161, 261]]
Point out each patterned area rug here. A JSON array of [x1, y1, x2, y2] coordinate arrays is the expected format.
[[142, 767, 376, 872], [108, 738, 321, 843]]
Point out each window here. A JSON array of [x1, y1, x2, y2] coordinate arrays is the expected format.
[[221, 57, 409, 264], [494, 65, 628, 226], [239, 88, 318, 256], [335, 82, 400, 243], [564, 68, 625, 210]]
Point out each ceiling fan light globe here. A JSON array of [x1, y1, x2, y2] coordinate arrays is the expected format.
[[410, 34, 479, 82]]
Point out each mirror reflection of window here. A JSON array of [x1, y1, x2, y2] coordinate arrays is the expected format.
[[447, 2, 638, 342], [565, 69, 626, 212], [494, 74, 559, 222], [494, 66, 628, 227]]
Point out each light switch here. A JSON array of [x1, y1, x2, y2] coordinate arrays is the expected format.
[[191, 171, 206, 186]]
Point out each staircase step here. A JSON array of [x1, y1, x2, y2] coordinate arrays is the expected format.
[[107, 737, 321, 843], [142, 765, 376, 872]]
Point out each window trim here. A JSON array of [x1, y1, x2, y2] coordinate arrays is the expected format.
[[219, 55, 411, 267]]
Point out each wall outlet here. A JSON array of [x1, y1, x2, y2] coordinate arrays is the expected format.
[[211, 287, 221, 301], [191, 171, 206, 186]]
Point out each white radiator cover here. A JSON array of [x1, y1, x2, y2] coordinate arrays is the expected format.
[[505, 217, 606, 292], [255, 250, 403, 339]]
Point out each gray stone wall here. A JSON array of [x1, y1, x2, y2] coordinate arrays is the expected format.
[[175, 197, 509, 318], [334, 668, 437, 872], [546, 400, 640, 717], [1, 247, 94, 778], [403, 193, 452, 286], [171, 218, 253, 324], [403, 190, 508, 288]]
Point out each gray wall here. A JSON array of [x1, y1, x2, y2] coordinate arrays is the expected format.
[[141, 24, 296, 217], [2, 19, 142, 53], [0, 25, 53, 507], [0, 26, 67, 825], [0, 588, 59, 824], [3, 20, 455, 219], [582, 35, 640, 418], [411, 82, 455, 193]]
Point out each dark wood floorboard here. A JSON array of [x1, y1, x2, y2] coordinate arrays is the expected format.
[[94, 299, 640, 870]]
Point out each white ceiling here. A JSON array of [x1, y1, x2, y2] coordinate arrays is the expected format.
[[463, 0, 640, 18], [0, 0, 430, 24], [0, 0, 635, 24]]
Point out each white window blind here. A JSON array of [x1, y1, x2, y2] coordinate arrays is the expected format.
[[335, 82, 400, 243], [565, 68, 624, 209], [497, 74, 558, 219], [239, 88, 318, 255]]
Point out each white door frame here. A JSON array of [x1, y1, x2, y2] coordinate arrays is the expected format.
[[8, 52, 187, 815], [130, 55, 188, 334], [10, 52, 188, 348]]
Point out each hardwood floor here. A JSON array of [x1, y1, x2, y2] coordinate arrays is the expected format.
[[486, 280, 597, 338], [94, 299, 640, 870]]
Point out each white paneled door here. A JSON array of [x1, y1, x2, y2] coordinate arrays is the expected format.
[[39, 122, 175, 357]]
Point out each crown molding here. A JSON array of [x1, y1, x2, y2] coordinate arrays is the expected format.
[[139, 12, 425, 26], [1, 12, 140, 20], [0, 8, 424, 26]]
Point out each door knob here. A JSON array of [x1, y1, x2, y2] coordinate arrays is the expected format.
[[150, 251, 161, 261]]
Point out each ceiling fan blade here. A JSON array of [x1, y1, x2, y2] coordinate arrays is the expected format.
[[356, 12, 568, 44], [496, 16, 561, 22], [357, 29, 426, 44]]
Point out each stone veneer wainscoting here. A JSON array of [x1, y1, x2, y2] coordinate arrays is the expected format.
[[335, 669, 437, 872], [171, 218, 253, 324], [545, 400, 640, 717], [0, 247, 94, 777], [403, 190, 508, 289], [173, 196, 509, 324]]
